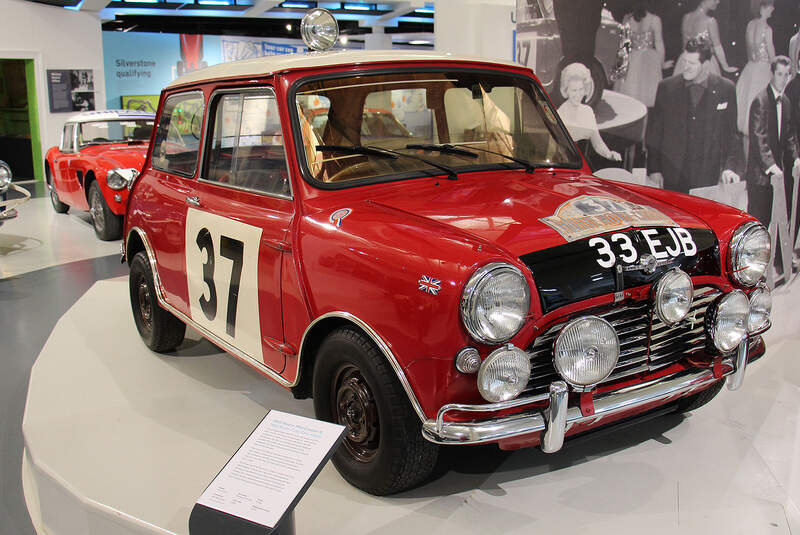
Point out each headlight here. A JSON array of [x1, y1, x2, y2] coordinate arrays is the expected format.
[[730, 222, 770, 286], [710, 291, 749, 352], [653, 269, 694, 325], [0, 161, 11, 188], [106, 168, 139, 191], [747, 286, 772, 333], [461, 263, 530, 344], [553, 316, 620, 388], [476, 345, 531, 402]]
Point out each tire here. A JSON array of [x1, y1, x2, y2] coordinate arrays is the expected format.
[[674, 379, 725, 414], [553, 56, 608, 109], [129, 251, 186, 352], [50, 186, 69, 214], [313, 327, 438, 495], [88, 181, 122, 240]]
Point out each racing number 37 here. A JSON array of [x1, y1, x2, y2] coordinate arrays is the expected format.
[[196, 228, 244, 337]]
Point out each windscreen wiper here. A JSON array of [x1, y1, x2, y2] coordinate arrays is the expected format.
[[317, 144, 459, 180], [407, 143, 547, 173]]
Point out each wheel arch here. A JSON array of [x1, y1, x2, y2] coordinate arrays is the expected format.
[[83, 169, 97, 204], [293, 312, 428, 424]]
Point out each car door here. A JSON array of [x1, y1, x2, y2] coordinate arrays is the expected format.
[[186, 87, 293, 374], [53, 123, 81, 205]]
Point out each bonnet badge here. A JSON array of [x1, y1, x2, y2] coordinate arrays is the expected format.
[[330, 208, 352, 228]]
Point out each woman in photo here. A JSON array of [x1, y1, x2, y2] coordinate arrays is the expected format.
[[674, 0, 738, 77], [557, 63, 621, 165], [736, 0, 775, 134], [614, 0, 667, 108]]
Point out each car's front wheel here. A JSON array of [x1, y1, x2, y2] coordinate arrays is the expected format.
[[50, 186, 69, 214], [88, 182, 122, 240], [313, 327, 438, 495], [129, 251, 186, 352]]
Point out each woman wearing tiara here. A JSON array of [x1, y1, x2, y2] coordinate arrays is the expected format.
[[614, 1, 668, 108], [736, 0, 775, 135], [674, 0, 738, 77]]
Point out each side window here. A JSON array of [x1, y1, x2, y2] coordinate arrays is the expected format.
[[152, 92, 205, 176], [203, 89, 290, 197], [61, 124, 75, 152]]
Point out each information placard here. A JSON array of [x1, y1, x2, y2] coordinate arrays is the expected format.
[[195, 410, 345, 530]]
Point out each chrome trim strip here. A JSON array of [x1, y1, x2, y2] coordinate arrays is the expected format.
[[542, 381, 568, 453], [421, 366, 731, 445], [296, 311, 429, 423], [726, 337, 749, 391], [125, 227, 292, 387]]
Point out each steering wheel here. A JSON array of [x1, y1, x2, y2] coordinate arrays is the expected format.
[[325, 161, 375, 183], [91, 137, 110, 143]]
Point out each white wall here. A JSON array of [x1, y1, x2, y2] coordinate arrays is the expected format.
[[0, 0, 105, 162], [434, 0, 515, 61]]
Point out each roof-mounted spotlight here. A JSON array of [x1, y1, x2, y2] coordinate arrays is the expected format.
[[301, 8, 339, 51]]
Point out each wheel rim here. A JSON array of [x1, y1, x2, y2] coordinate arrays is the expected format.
[[332, 364, 379, 462], [90, 189, 105, 233], [136, 277, 153, 333]]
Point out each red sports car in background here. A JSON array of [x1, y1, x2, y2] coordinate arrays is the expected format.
[[45, 110, 155, 240]]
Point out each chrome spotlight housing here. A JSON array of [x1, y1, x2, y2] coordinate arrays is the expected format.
[[300, 8, 339, 51], [553, 316, 620, 388], [476, 345, 531, 402], [708, 290, 749, 352], [747, 286, 772, 334], [653, 268, 694, 325]]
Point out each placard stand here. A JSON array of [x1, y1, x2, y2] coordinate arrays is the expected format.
[[188, 410, 345, 535]]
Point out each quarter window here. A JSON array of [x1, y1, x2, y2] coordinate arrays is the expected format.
[[152, 92, 205, 176], [203, 90, 290, 197], [61, 124, 75, 152]]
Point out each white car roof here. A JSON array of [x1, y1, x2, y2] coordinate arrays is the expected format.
[[66, 109, 156, 124], [167, 50, 529, 88]]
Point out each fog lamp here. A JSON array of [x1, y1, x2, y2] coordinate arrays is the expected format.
[[553, 316, 619, 388], [747, 286, 771, 334], [710, 291, 749, 352], [476, 345, 531, 402], [653, 268, 694, 325]]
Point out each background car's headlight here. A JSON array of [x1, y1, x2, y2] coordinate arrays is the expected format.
[[106, 168, 138, 191], [461, 263, 530, 344], [477, 345, 531, 402], [710, 291, 749, 352], [653, 269, 694, 325], [747, 286, 772, 333], [0, 161, 11, 188], [553, 316, 619, 387], [730, 222, 770, 286]]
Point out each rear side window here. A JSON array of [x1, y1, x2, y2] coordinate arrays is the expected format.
[[203, 89, 290, 197], [152, 92, 205, 177]]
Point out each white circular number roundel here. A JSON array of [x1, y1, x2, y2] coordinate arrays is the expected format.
[[185, 208, 264, 364]]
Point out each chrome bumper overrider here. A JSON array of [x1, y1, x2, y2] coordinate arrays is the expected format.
[[422, 343, 749, 449]]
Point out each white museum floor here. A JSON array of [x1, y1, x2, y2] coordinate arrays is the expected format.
[[21, 276, 800, 535]]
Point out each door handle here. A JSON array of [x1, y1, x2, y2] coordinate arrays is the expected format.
[[186, 196, 201, 207]]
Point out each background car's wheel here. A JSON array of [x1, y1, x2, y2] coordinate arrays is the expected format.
[[313, 327, 438, 495], [674, 379, 725, 414], [553, 56, 608, 109], [88, 182, 122, 240], [50, 186, 69, 214], [129, 251, 186, 352]]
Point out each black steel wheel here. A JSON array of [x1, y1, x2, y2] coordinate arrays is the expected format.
[[129, 251, 186, 352], [313, 327, 438, 495], [88, 182, 122, 240]]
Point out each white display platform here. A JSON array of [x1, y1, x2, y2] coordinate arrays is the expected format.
[[23, 279, 800, 535]]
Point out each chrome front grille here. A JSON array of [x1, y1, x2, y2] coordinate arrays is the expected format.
[[524, 287, 721, 395]]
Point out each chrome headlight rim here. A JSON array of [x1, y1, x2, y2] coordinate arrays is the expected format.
[[0, 160, 12, 189], [460, 262, 531, 345], [476, 344, 532, 403], [106, 168, 139, 191], [747, 284, 772, 334], [552, 315, 620, 390], [707, 290, 749, 353], [652, 268, 694, 326], [729, 221, 771, 286]]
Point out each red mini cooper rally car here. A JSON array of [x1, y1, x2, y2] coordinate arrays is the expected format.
[[123, 10, 772, 496], [45, 110, 155, 240]]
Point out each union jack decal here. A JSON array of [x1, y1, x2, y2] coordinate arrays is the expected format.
[[418, 275, 442, 295]]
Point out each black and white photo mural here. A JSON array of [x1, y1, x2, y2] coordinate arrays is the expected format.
[[516, 0, 800, 287]]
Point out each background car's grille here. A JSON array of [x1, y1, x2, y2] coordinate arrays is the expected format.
[[524, 286, 720, 395]]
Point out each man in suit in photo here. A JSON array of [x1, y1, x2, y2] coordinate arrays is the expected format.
[[647, 38, 740, 194], [745, 56, 800, 228]]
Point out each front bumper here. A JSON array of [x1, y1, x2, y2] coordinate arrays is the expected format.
[[0, 184, 32, 222], [422, 339, 754, 450]]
